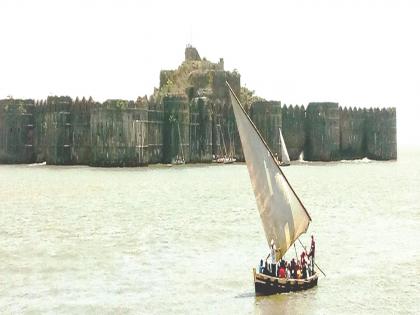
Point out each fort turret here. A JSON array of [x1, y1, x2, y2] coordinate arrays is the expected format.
[[71, 96, 92, 164], [339, 107, 365, 159], [0, 98, 35, 163], [365, 107, 397, 160], [44, 96, 73, 165], [185, 45, 201, 62], [305, 102, 340, 161]]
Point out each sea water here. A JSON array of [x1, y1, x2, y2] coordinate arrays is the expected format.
[[0, 150, 419, 314]]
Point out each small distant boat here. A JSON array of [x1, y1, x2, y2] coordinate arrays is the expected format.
[[28, 161, 46, 167], [227, 82, 319, 296], [223, 157, 236, 164], [278, 128, 290, 166], [215, 156, 235, 164]]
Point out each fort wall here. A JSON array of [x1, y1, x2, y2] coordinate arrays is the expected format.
[[0, 97, 398, 165]]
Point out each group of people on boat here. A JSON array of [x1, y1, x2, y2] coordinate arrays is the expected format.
[[259, 235, 316, 280]]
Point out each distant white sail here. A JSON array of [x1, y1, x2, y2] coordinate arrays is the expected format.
[[279, 128, 291, 165], [228, 83, 311, 260]]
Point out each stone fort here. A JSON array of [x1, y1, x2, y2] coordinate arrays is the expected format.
[[0, 46, 397, 166]]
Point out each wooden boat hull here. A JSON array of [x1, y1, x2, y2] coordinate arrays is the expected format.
[[253, 268, 318, 296]]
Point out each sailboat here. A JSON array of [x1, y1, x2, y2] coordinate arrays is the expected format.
[[278, 128, 291, 166], [227, 82, 318, 295]]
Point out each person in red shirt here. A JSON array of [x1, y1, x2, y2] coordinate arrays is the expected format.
[[279, 266, 286, 278]]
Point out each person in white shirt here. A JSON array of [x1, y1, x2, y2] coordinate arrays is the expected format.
[[266, 239, 277, 276]]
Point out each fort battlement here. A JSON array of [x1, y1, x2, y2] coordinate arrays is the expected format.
[[0, 47, 397, 166]]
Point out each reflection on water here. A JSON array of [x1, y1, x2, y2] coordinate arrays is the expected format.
[[0, 150, 419, 314], [255, 287, 320, 314]]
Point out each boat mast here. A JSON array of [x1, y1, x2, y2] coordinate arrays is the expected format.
[[227, 124, 233, 159], [219, 124, 228, 158], [177, 122, 185, 162], [278, 127, 282, 162]]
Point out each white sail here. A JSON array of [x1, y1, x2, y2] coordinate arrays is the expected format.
[[227, 83, 311, 260], [279, 128, 291, 165]]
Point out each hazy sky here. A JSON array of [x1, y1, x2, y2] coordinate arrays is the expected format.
[[0, 0, 419, 147]]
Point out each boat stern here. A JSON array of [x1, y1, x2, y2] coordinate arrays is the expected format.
[[254, 271, 318, 295]]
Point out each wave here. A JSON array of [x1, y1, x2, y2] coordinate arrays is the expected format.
[[294, 157, 372, 164], [340, 157, 372, 163]]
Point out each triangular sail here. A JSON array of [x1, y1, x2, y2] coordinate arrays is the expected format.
[[279, 128, 291, 165], [227, 83, 311, 260]]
